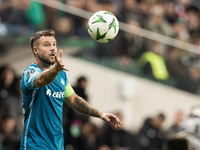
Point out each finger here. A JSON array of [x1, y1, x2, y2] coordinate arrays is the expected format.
[[118, 121, 122, 127], [111, 116, 121, 127], [104, 116, 110, 122], [55, 55, 58, 62], [116, 118, 122, 126], [113, 121, 119, 127], [59, 49, 63, 58], [63, 67, 69, 71], [105, 117, 110, 122], [60, 64, 69, 71], [112, 119, 118, 126]]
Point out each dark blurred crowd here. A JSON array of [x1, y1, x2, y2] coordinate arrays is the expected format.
[[1, 0, 200, 94], [0, 64, 23, 150]]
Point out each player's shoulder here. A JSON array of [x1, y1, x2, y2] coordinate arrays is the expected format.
[[24, 63, 38, 71], [57, 70, 69, 85], [23, 63, 40, 76], [60, 70, 67, 75]]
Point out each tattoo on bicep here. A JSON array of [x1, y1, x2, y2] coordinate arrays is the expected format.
[[74, 97, 100, 117]]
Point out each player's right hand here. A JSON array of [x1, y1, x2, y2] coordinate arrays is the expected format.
[[55, 50, 69, 71]]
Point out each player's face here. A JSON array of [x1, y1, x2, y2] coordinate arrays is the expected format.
[[34, 36, 57, 65]]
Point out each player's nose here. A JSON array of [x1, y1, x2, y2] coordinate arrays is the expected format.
[[50, 45, 56, 52]]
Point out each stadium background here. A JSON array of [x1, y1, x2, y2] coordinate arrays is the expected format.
[[1, 0, 200, 150]]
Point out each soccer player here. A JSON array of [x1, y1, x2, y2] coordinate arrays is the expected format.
[[20, 29, 121, 150]]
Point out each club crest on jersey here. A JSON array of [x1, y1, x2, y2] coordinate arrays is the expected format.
[[46, 89, 65, 98], [26, 69, 35, 77]]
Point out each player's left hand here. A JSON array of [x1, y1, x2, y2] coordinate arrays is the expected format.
[[101, 113, 122, 128]]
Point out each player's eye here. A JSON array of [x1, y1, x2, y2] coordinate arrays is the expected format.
[[44, 43, 50, 47]]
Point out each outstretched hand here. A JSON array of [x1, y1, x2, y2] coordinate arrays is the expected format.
[[55, 50, 69, 71], [101, 113, 122, 128]]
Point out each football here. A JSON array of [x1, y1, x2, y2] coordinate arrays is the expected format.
[[87, 11, 119, 43]]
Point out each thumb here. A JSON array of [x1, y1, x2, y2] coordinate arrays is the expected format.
[[59, 49, 63, 58], [102, 113, 110, 122]]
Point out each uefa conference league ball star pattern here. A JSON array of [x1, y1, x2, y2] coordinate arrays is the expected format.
[[87, 11, 119, 43]]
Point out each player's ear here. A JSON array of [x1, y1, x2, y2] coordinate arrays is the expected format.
[[33, 46, 38, 55]]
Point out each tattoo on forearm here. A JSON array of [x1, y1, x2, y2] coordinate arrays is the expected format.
[[34, 69, 58, 87], [73, 97, 100, 118]]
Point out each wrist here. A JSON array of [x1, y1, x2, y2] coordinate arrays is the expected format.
[[100, 113, 108, 119], [100, 112, 104, 119], [51, 65, 60, 74]]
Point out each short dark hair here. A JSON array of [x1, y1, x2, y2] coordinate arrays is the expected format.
[[30, 29, 55, 51]]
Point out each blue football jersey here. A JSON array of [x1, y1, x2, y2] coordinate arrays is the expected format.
[[20, 63, 74, 150]]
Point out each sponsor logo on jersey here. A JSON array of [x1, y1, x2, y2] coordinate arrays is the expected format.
[[46, 89, 52, 96], [46, 89, 65, 98]]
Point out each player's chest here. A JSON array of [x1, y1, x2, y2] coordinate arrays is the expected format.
[[45, 77, 66, 99]]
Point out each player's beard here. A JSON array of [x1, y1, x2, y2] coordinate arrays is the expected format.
[[38, 54, 55, 65]]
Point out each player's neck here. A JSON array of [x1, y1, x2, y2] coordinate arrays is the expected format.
[[35, 60, 52, 71]]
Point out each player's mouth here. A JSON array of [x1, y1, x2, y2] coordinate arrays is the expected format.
[[50, 53, 55, 58]]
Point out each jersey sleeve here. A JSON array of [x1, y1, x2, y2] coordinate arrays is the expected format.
[[23, 67, 40, 90], [65, 83, 74, 98]]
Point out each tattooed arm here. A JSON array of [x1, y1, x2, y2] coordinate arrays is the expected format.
[[65, 93, 122, 127], [34, 66, 59, 88], [65, 93, 102, 118]]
